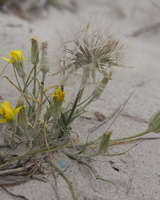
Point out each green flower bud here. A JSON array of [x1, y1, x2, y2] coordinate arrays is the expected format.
[[16, 96, 27, 126], [30, 37, 39, 65], [92, 76, 109, 99], [98, 131, 112, 155], [39, 42, 49, 73], [51, 87, 67, 121], [2, 50, 27, 78], [148, 110, 160, 133]]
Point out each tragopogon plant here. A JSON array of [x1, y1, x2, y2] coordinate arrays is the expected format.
[[0, 14, 160, 200], [0, 15, 159, 153], [0, 15, 125, 151]]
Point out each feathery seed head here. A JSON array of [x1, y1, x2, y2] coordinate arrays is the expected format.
[[48, 14, 125, 82]]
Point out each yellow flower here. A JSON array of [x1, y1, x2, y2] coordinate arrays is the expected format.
[[0, 101, 25, 123], [2, 50, 27, 64], [2, 50, 27, 78], [52, 87, 67, 102]]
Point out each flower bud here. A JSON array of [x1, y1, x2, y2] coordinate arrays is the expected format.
[[30, 37, 39, 65], [16, 96, 27, 126], [51, 87, 67, 121], [98, 131, 112, 155], [39, 42, 49, 73], [2, 50, 27, 78], [92, 76, 109, 99], [148, 110, 160, 133]]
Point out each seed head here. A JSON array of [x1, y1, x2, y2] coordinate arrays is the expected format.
[[48, 14, 125, 83]]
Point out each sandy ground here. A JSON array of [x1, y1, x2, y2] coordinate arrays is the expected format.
[[0, 0, 160, 199]]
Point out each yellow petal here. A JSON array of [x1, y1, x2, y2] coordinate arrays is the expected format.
[[2, 57, 12, 63], [4, 107, 15, 120], [0, 118, 7, 123], [0, 101, 15, 120], [0, 108, 4, 115], [14, 105, 25, 114], [3, 101, 11, 106]]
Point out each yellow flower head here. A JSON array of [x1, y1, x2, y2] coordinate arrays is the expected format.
[[2, 50, 27, 64], [52, 87, 67, 102], [0, 101, 25, 123], [2, 50, 27, 78]]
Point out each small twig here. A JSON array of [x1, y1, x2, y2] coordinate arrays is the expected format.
[[31, 175, 47, 182], [120, 112, 147, 123], [1, 186, 29, 200], [0, 163, 34, 176], [79, 116, 92, 120]]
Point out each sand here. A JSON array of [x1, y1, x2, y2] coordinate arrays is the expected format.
[[0, 0, 160, 199]]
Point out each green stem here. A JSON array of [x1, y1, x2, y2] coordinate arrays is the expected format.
[[0, 62, 9, 77], [79, 96, 94, 111], [12, 66, 22, 91], [33, 64, 37, 97], [33, 72, 46, 130], [54, 165, 77, 200], [32, 64, 38, 111], [11, 121, 16, 148], [23, 66, 39, 93], [10, 121, 23, 149], [86, 129, 151, 146], [66, 91, 81, 126], [21, 75, 29, 95], [111, 129, 151, 142]]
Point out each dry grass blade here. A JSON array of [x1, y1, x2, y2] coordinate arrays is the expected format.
[[3, 76, 39, 103], [44, 85, 59, 92], [0, 163, 34, 176]]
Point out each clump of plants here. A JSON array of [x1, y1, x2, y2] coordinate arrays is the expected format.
[[0, 15, 159, 200]]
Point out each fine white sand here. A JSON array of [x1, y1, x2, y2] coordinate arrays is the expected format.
[[0, 0, 160, 199]]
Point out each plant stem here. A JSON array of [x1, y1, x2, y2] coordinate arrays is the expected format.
[[111, 129, 151, 142], [33, 72, 46, 130], [54, 165, 77, 200], [43, 122, 59, 200], [11, 121, 16, 148], [32, 64, 38, 111], [33, 64, 37, 98], [86, 129, 151, 146]]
